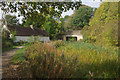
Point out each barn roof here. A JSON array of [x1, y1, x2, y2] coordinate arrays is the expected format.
[[7, 25, 49, 37]]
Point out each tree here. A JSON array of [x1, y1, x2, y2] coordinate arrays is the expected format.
[[5, 15, 20, 26], [22, 12, 46, 28], [0, 2, 82, 29], [82, 2, 119, 47], [64, 6, 95, 30], [44, 15, 63, 40], [60, 15, 70, 22], [59, 15, 70, 32]]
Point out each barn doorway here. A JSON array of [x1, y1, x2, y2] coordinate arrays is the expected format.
[[66, 36, 77, 41]]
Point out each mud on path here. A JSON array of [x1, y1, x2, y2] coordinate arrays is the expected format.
[[1, 46, 25, 78]]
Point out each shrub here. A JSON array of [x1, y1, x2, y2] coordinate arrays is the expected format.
[[2, 28, 17, 52], [24, 42, 78, 78], [54, 40, 65, 48], [2, 29, 14, 52]]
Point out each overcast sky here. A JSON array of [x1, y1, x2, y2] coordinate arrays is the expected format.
[[0, 0, 101, 23]]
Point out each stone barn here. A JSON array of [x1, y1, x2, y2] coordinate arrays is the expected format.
[[2, 25, 50, 42], [63, 30, 83, 41]]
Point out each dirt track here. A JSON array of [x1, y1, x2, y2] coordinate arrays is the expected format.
[[1, 46, 24, 78]]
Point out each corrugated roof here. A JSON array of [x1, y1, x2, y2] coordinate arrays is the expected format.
[[7, 25, 49, 37]]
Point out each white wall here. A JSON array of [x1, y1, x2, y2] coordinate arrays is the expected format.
[[14, 36, 50, 42], [64, 35, 83, 41], [38, 37, 50, 42]]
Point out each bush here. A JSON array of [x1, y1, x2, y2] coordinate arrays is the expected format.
[[2, 28, 15, 52], [23, 42, 79, 78], [54, 40, 65, 48], [2, 36, 14, 52]]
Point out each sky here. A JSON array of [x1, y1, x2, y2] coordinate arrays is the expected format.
[[0, 0, 101, 23], [61, 0, 101, 18]]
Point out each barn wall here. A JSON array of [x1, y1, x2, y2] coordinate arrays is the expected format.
[[63, 35, 83, 41], [38, 36, 50, 42], [77, 35, 83, 40], [14, 36, 50, 42]]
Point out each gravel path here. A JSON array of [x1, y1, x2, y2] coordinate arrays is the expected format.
[[1, 46, 24, 78]]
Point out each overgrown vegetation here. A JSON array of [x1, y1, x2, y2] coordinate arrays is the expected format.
[[3, 1, 119, 78], [2, 28, 14, 52], [58, 42, 118, 78], [82, 2, 119, 47], [54, 40, 65, 48], [12, 41, 118, 78], [12, 42, 79, 78]]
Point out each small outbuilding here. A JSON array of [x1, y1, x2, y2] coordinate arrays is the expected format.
[[2, 25, 50, 42], [63, 30, 83, 41]]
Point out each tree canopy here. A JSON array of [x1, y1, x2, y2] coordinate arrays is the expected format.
[[0, 2, 82, 28], [43, 15, 63, 39], [82, 2, 119, 47], [64, 6, 95, 30], [5, 15, 20, 26]]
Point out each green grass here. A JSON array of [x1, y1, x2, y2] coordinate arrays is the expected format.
[[12, 44, 33, 64], [12, 47, 26, 64]]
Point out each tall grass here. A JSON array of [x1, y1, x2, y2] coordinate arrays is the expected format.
[[58, 42, 118, 78], [23, 42, 79, 78], [12, 41, 119, 78]]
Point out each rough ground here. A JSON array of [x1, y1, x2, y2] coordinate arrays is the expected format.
[[1, 46, 24, 78]]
